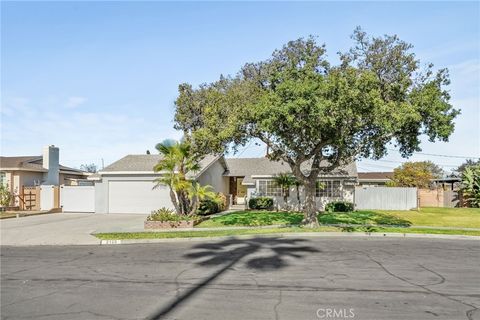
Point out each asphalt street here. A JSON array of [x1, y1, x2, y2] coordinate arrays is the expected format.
[[1, 237, 479, 320]]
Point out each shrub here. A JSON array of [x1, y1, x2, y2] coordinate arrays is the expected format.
[[197, 199, 220, 215], [0, 184, 13, 207], [217, 192, 228, 211], [325, 201, 354, 212], [249, 197, 274, 210], [147, 207, 193, 222]]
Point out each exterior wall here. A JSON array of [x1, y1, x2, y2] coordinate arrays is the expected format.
[[94, 179, 108, 214], [196, 160, 229, 195], [59, 173, 89, 185], [1, 170, 43, 206]]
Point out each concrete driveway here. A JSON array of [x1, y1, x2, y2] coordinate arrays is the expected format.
[[1, 237, 479, 320], [0, 213, 147, 245]]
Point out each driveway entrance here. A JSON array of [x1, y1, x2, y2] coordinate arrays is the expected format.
[[0, 213, 147, 245]]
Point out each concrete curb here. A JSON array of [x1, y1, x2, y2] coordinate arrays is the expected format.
[[99, 232, 480, 245]]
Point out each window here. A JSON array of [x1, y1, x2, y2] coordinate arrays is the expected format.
[[0, 172, 6, 186], [258, 180, 283, 196], [316, 180, 342, 198]]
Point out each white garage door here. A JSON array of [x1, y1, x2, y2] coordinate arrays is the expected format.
[[108, 180, 173, 214]]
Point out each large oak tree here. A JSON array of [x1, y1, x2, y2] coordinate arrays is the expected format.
[[174, 28, 459, 226]]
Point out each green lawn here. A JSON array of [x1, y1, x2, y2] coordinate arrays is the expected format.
[[95, 226, 480, 240], [197, 207, 480, 228]]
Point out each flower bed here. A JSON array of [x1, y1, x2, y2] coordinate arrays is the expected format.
[[144, 220, 194, 229]]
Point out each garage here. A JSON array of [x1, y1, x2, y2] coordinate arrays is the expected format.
[[108, 180, 173, 214]]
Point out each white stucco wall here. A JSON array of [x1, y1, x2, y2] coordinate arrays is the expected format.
[[196, 160, 229, 195]]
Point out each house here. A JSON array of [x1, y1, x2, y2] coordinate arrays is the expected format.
[[90, 154, 229, 214], [357, 172, 393, 187], [224, 158, 358, 208], [0, 145, 89, 207], [88, 154, 357, 214]]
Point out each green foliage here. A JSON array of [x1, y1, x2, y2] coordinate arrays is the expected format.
[[454, 159, 480, 177], [174, 28, 459, 225], [0, 185, 13, 207], [147, 207, 194, 222], [324, 201, 354, 213], [461, 165, 480, 208], [248, 197, 274, 210], [197, 198, 220, 215], [390, 161, 439, 188], [153, 139, 216, 216]]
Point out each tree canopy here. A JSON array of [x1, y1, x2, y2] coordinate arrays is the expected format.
[[174, 27, 459, 226], [389, 161, 443, 188]]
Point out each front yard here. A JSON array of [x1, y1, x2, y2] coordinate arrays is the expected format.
[[197, 207, 480, 229], [94, 207, 480, 240]]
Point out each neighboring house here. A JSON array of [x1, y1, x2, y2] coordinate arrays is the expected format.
[[89, 154, 357, 214], [0, 145, 89, 206], [357, 172, 394, 187]]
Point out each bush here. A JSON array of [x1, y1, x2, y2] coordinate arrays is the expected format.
[[147, 207, 193, 222], [249, 197, 274, 210], [0, 184, 13, 207], [325, 201, 354, 212], [197, 199, 220, 215]]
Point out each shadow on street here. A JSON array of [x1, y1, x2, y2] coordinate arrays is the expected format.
[[146, 236, 319, 319]]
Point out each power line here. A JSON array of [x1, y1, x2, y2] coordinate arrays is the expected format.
[[387, 148, 479, 159]]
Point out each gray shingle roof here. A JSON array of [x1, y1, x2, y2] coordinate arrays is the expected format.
[[100, 154, 220, 178], [224, 157, 357, 184], [0, 155, 85, 174]]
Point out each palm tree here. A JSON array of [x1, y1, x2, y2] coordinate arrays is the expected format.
[[273, 173, 296, 210], [461, 165, 480, 208], [153, 139, 200, 215], [187, 182, 218, 216]]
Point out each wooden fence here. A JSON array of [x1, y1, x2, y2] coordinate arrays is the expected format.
[[20, 186, 41, 211]]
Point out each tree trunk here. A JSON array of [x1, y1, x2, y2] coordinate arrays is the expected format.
[[296, 185, 301, 211], [169, 187, 180, 215], [283, 188, 288, 211], [303, 179, 319, 227]]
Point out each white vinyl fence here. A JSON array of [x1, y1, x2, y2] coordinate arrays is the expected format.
[[60, 185, 95, 213], [355, 187, 418, 210], [40, 185, 55, 211]]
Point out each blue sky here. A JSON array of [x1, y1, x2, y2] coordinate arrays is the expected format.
[[1, 1, 479, 172]]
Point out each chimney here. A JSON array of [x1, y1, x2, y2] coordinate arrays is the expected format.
[[42, 145, 59, 185]]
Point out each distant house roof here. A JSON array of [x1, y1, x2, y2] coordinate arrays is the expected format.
[[99, 154, 222, 179], [0, 156, 85, 174], [358, 172, 393, 181], [224, 157, 358, 185]]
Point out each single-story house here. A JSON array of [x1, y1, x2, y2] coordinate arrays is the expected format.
[[357, 172, 393, 187], [1, 145, 89, 206], [89, 154, 357, 214]]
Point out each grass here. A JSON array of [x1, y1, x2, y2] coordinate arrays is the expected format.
[[197, 210, 304, 227], [94, 207, 480, 240], [198, 207, 480, 228], [95, 226, 480, 240]]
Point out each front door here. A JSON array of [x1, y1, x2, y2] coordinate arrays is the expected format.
[[236, 178, 247, 204]]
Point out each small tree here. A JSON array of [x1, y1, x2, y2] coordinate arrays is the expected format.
[[0, 184, 13, 207], [461, 165, 480, 208], [390, 161, 442, 188], [453, 159, 480, 177], [153, 139, 217, 216], [273, 173, 296, 210]]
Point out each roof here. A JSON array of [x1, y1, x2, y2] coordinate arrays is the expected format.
[[0, 156, 85, 174], [224, 157, 358, 184], [358, 172, 394, 181], [99, 154, 221, 178]]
